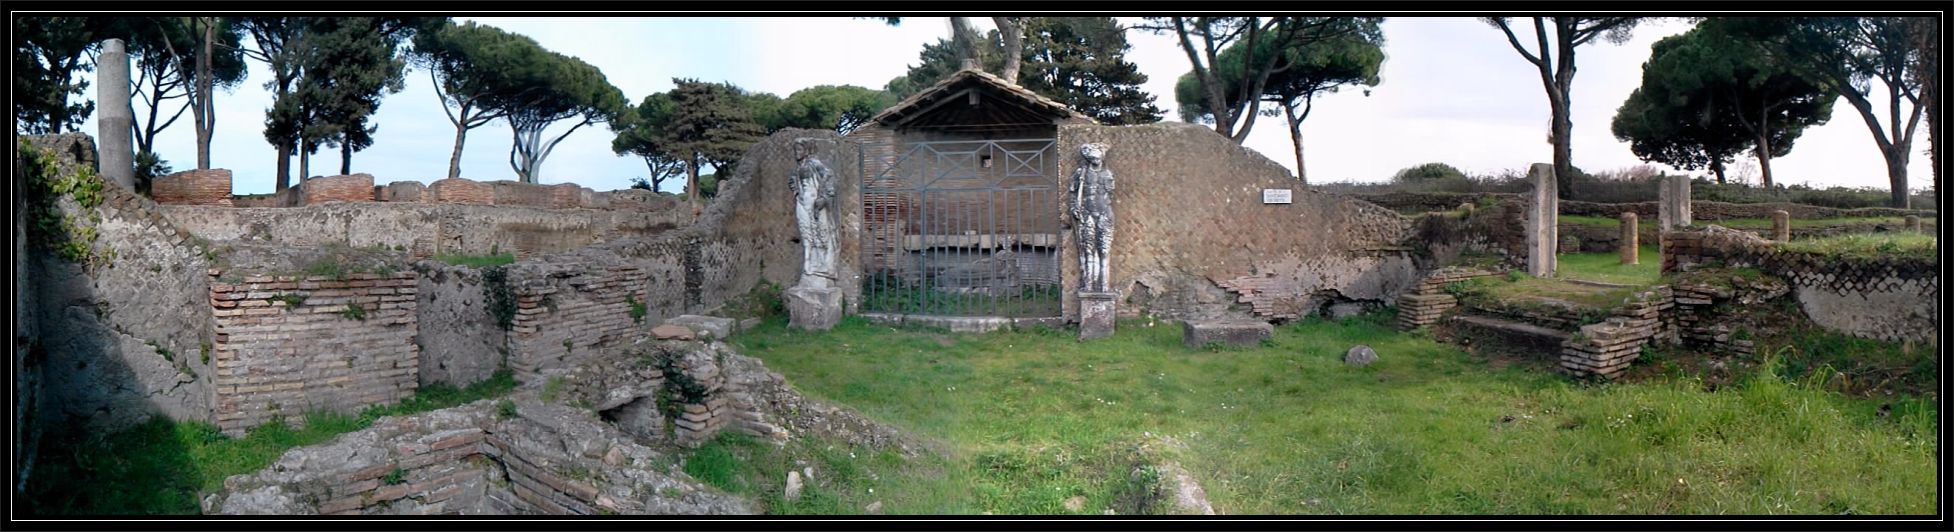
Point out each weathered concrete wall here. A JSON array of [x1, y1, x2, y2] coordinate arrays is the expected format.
[[210, 271, 420, 435], [1662, 226, 1938, 343], [157, 202, 693, 259], [21, 134, 218, 435], [1051, 123, 1419, 321], [413, 262, 508, 387]]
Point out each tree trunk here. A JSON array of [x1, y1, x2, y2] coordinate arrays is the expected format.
[[275, 139, 292, 192], [299, 143, 310, 181], [196, 18, 215, 170], [1885, 146, 1910, 208], [448, 122, 467, 179], [951, 17, 981, 71], [1282, 99, 1307, 184], [340, 140, 352, 176], [994, 17, 1022, 83], [686, 156, 700, 204], [1711, 159, 1726, 184], [1550, 95, 1574, 198], [1754, 131, 1774, 188]]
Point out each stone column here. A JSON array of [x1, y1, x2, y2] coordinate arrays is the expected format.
[[1657, 174, 1691, 232], [1524, 163, 1558, 277], [1905, 215, 1922, 233], [1619, 212, 1639, 265], [97, 38, 135, 191], [1770, 210, 1791, 242]]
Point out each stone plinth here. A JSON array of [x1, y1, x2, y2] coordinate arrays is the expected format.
[[1078, 291, 1116, 340], [1182, 319, 1272, 349], [784, 286, 841, 331], [1524, 163, 1558, 277], [1770, 210, 1791, 242], [1905, 215, 1922, 233], [1619, 212, 1639, 265], [1658, 174, 1692, 232]]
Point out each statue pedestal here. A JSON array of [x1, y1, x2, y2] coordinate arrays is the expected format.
[[785, 285, 841, 331], [1078, 291, 1116, 340]]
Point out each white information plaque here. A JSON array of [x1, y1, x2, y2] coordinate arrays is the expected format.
[[1262, 188, 1293, 204]]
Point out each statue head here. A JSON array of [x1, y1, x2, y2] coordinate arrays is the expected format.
[[1078, 143, 1106, 167], [793, 138, 821, 162]]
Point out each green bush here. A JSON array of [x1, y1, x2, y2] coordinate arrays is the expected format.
[[1393, 162, 1468, 182]]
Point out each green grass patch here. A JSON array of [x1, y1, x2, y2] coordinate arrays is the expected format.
[[1557, 246, 1661, 286], [22, 370, 518, 515], [1476, 276, 1640, 310], [434, 252, 516, 268], [729, 313, 1935, 514], [1779, 233, 1938, 260]]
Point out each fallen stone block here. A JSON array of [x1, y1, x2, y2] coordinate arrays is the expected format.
[[1182, 320, 1272, 349], [666, 315, 735, 340]]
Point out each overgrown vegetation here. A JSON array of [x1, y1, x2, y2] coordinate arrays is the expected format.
[[1779, 233, 1938, 260], [724, 280, 785, 321], [1319, 164, 1937, 210], [268, 293, 308, 308], [483, 265, 517, 330], [338, 303, 368, 321], [22, 369, 517, 515], [628, 293, 647, 324], [20, 139, 108, 264], [435, 252, 515, 268], [731, 314, 1935, 514]]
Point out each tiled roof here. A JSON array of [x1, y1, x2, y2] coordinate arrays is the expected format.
[[870, 68, 1095, 126]]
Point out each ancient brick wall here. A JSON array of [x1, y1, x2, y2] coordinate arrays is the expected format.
[[1052, 123, 1420, 321], [300, 173, 377, 205], [152, 168, 234, 206], [1662, 226, 1938, 343], [504, 264, 650, 382], [157, 202, 694, 260], [414, 262, 508, 387], [209, 271, 419, 435], [429, 178, 494, 205]]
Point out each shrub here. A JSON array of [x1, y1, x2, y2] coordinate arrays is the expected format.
[[1393, 162, 1468, 182]]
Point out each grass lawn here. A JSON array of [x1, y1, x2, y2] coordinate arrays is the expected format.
[[1557, 246, 1661, 286], [434, 252, 516, 268], [727, 314, 1937, 515]]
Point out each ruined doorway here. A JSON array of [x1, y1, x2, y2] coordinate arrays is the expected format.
[[859, 138, 1063, 317]]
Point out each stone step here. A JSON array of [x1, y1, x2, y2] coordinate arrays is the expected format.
[[1451, 314, 1573, 342], [1562, 278, 1635, 289]]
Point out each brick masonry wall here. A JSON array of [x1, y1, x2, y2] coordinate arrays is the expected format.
[[158, 202, 694, 260], [429, 178, 494, 205], [209, 271, 420, 435], [300, 173, 377, 205], [152, 168, 234, 206], [1559, 286, 1675, 379], [505, 266, 650, 382], [1053, 123, 1419, 321], [1662, 226, 1938, 343], [1394, 267, 1503, 330]]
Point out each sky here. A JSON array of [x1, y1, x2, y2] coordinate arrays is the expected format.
[[72, 16, 1935, 196]]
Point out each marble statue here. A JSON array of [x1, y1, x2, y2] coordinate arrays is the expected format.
[[790, 138, 839, 289], [1068, 143, 1114, 293]]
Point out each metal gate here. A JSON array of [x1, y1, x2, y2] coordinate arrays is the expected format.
[[860, 138, 1063, 317]]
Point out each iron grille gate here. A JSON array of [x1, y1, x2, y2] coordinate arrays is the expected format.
[[860, 138, 1063, 317]]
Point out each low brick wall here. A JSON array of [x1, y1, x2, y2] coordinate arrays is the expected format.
[[1662, 226, 1938, 343], [301, 174, 377, 205], [210, 271, 420, 435], [152, 168, 234, 206], [506, 264, 653, 382], [1394, 267, 1501, 330], [1559, 286, 1674, 379], [429, 178, 494, 205]]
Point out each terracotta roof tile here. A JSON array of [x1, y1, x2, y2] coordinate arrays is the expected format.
[[870, 68, 1095, 126]]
